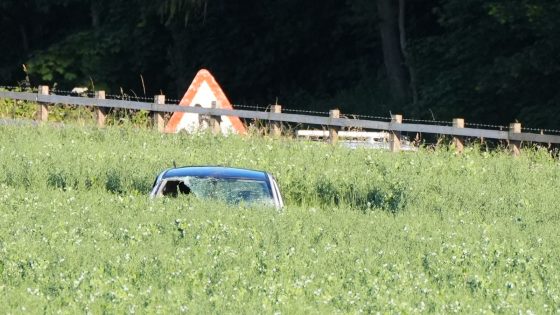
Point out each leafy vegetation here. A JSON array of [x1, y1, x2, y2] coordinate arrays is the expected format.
[[1, 0, 559, 128], [1, 124, 559, 312]]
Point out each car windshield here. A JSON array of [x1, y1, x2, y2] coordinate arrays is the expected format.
[[160, 176, 273, 205]]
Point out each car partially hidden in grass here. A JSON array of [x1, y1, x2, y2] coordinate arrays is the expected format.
[[150, 166, 284, 209]]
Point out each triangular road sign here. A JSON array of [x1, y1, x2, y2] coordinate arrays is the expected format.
[[165, 69, 246, 134]]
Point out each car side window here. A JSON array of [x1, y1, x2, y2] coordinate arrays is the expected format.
[[162, 180, 191, 197]]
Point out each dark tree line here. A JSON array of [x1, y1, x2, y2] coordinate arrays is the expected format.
[[1, 0, 559, 128]]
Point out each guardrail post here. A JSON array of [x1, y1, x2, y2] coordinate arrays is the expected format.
[[152, 95, 165, 132], [329, 109, 340, 145], [269, 105, 282, 137], [389, 114, 402, 152], [452, 118, 464, 153], [210, 101, 222, 134], [95, 91, 106, 127], [37, 85, 49, 122], [509, 122, 522, 156]]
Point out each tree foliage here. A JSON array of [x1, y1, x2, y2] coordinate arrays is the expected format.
[[0, 0, 558, 128], [410, 0, 560, 127]]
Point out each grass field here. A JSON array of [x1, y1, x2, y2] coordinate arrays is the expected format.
[[1, 124, 559, 313]]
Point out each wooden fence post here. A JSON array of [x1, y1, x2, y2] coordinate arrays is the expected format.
[[95, 91, 106, 127], [152, 95, 165, 132], [37, 85, 49, 122], [453, 118, 464, 153], [329, 109, 340, 145], [209, 101, 222, 134], [509, 122, 522, 156], [389, 114, 402, 152], [269, 105, 282, 137]]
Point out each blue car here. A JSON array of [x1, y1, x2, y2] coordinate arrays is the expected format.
[[150, 166, 284, 209]]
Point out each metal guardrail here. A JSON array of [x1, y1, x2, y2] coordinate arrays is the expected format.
[[1, 90, 559, 145]]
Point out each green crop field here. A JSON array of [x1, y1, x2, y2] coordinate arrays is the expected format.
[[1, 124, 559, 313]]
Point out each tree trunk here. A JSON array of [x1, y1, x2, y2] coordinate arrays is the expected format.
[[377, 0, 410, 106], [398, 0, 418, 106], [19, 24, 29, 53], [91, 1, 100, 28]]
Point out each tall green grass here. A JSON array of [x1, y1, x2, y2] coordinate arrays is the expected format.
[[0, 124, 559, 313], [0, 96, 152, 126], [1, 124, 559, 212]]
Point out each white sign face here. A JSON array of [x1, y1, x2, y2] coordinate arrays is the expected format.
[[174, 81, 236, 134], [165, 69, 246, 134]]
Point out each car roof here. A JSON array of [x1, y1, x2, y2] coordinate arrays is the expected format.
[[162, 166, 269, 181]]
